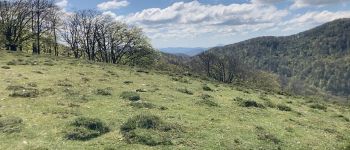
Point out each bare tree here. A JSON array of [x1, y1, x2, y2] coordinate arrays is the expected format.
[[31, 0, 55, 54], [0, 0, 32, 51]]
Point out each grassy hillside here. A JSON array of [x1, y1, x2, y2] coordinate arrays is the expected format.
[[0, 50, 349, 150], [205, 18, 350, 96]]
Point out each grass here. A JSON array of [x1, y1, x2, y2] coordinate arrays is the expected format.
[[0, 116, 23, 133], [65, 117, 110, 140], [120, 114, 182, 146], [120, 91, 141, 101], [0, 51, 349, 149]]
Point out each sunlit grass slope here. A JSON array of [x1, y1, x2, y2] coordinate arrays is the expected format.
[[0, 51, 349, 150]]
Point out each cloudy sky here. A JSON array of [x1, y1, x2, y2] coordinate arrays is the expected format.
[[56, 0, 350, 48]]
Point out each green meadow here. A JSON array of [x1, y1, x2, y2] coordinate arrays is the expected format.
[[0, 51, 349, 150]]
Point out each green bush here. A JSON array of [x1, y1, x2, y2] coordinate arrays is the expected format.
[[1, 66, 10, 69], [197, 94, 219, 107], [124, 81, 133, 84], [9, 88, 39, 98], [277, 104, 292, 111], [120, 114, 182, 146], [120, 91, 141, 101], [202, 85, 213, 91], [0, 116, 23, 133], [65, 117, 110, 141], [96, 88, 113, 96], [309, 103, 327, 111], [239, 100, 265, 108]]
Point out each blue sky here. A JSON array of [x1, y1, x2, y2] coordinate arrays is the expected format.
[[56, 0, 350, 48]]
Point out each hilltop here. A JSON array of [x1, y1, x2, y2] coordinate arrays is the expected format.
[[0, 51, 349, 149], [196, 18, 350, 97]]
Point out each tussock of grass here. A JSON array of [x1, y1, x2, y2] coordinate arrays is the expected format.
[[256, 126, 281, 144], [309, 103, 327, 111], [202, 84, 213, 91], [172, 77, 191, 84], [239, 100, 265, 108], [120, 91, 140, 101], [57, 79, 73, 87], [276, 104, 292, 111], [136, 89, 147, 92], [65, 117, 110, 141], [177, 88, 193, 95], [130, 101, 156, 109], [120, 114, 182, 146], [48, 108, 81, 118], [197, 94, 219, 107], [95, 88, 113, 96], [6, 85, 25, 91], [0, 117, 23, 133], [123, 81, 133, 84], [9, 88, 39, 98], [1, 66, 10, 69]]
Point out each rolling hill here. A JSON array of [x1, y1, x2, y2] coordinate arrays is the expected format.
[[159, 47, 207, 56], [203, 18, 350, 96], [0, 50, 349, 149]]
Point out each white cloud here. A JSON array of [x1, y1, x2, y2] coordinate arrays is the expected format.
[[117, 1, 288, 40], [280, 10, 350, 31], [55, 0, 68, 8], [251, 0, 284, 5], [97, 0, 129, 11], [291, 0, 349, 9], [103, 1, 350, 47]]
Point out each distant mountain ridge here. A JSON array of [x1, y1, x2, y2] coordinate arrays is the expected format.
[[200, 18, 350, 96], [159, 47, 207, 56]]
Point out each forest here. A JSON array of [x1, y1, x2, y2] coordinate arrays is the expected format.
[[0, 0, 157, 67]]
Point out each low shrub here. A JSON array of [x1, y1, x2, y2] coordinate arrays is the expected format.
[[239, 100, 265, 108], [65, 117, 110, 141], [6, 85, 25, 91], [57, 79, 73, 87], [256, 126, 281, 144], [96, 88, 113, 96], [277, 104, 292, 111], [309, 103, 327, 111], [136, 69, 149, 74], [1, 66, 10, 69], [121, 91, 141, 101], [120, 114, 182, 146], [197, 94, 219, 107], [171, 77, 190, 84], [9, 88, 39, 98], [136, 89, 147, 92], [177, 88, 193, 95], [43, 60, 55, 66], [202, 85, 213, 91], [130, 101, 156, 109], [0, 116, 23, 133], [124, 81, 133, 84]]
